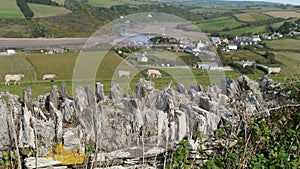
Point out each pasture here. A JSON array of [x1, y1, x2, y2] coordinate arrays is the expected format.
[[220, 25, 266, 35], [266, 39, 300, 50], [264, 11, 300, 19], [28, 3, 71, 18], [235, 12, 273, 22], [0, 0, 23, 18], [88, 0, 148, 8], [0, 55, 36, 82], [272, 52, 300, 75], [197, 17, 244, 31]]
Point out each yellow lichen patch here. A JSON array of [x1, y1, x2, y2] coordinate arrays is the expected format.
[[46, 141, 86, 165]]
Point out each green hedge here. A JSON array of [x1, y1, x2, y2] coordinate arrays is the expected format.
[[16, 0, 34, 19]]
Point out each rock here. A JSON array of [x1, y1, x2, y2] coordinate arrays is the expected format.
[[18, 107, 35, 153], [177, 83, 187, 95], [135, 78, 154, 99], [61, 98, 76, 123], [0, 93, 10, 151], [110, 83, 125, 102], [25, 157, 62, 169], [49, 102, 63, 142], [48, 85, 59, 110], [23, 86, 33, 112], [63, 127, 83, 151], [59, 82, 68, 99], [96, 82, 105, 102], [35, 119, 55, 156], [197, 92, 211, 111]]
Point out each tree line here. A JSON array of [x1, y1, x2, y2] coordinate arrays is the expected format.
[[16, 0, 34, 19], [26, 0, 59, 6]]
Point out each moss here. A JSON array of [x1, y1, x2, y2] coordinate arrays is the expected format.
[[46, 141, 86, 165]]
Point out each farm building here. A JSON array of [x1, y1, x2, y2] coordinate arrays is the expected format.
[[192, 62, 220, 70], [137, 54, 148, 63], [227, 44, 238, 50], [7, 49, 16, 55], [236, 60, 255, 68]]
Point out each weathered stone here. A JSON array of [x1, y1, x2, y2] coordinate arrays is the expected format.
[[0, 93, 10, 151], [61, 98, 75, 123], [63, 127, 83, 151], [96, 82, 105, 102], [110, 83, 125, 102], [48, 85, 60, 110], [25, 157, 62, 169], [18, 107, 35, 153], [59, 82, 68, 99], [135, 78, 154, 99], [35, 119, 55, 156], [177, 83, 187, 95], [23, 86, 33, 112]]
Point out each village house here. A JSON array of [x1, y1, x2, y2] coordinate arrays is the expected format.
[[236, 60, 255, 68], [137, 54, 148, 63]]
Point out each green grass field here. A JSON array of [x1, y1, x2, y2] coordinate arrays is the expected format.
[[190, 8, 231, 14], [220, 25, 266, 35], [0, 55, 36, 82], [235, 12, 273, 22], [197, 17, 244, 31], [266, 39, 300, 50], [272, 52, 300, 75], [88, 0, 148, 8], [28, 3, 71, 18], [0, 0, 23, 18]]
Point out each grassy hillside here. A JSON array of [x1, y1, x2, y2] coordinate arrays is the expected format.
[[235, 12, 273, 22], [266, 39, 300, 50], [28, 3, 71, 18], [88, 0, 148, 8], [0, 55, 36, 82], [273, 52, 300, 75], [197, 16, 244, 31], [220, 25, 266, 35], [0, 0, 23, 18], [264, 11, 300, 19]]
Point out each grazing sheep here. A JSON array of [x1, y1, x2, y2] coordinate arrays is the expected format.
[[42, 74, 57, 82], [4, 74, 24, 86], [147, 69, 162, 78], [118, 70, 131, 78]]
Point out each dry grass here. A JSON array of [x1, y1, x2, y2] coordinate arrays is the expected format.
[[235, 12, 273, 22], [264, 11, 300, 19], [0, 54, 36, 83], [266, 39, 300, 50], [28, 3, 71, 18]]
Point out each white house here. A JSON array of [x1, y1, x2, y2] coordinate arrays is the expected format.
[[137, 54, 148, 63], [251, 35, 261, 42], [7, 49, 16, 55], [227, 44, 238, 50]]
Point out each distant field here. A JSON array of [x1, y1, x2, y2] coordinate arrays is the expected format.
[[0, 0, 23, 18], [28, 3, 71, 18], [220, 25, 266, 35], [266, 39, 300, 50], [232, 50, 268, 64], [273, 52, 300, 75], [190, 7, 231, 14], [264, 11, 300, 19], [88, 0, 148, 8], [0, 55, 36, 82], [235, 12, 273, 22], [197, 17, 244, 31], [271, 18, 299, 30]]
